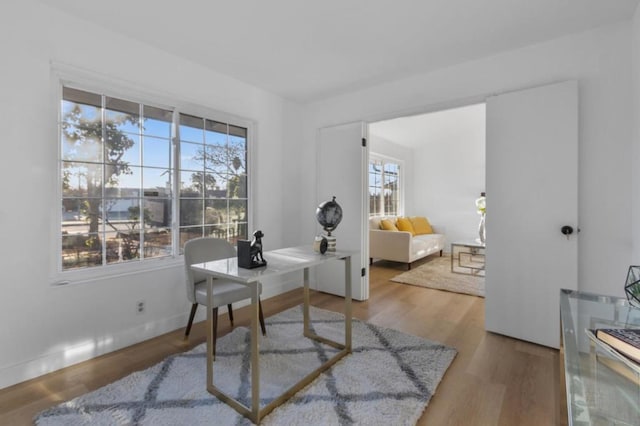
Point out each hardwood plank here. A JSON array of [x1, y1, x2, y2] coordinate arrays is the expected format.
[[0, 259, 562, 425]]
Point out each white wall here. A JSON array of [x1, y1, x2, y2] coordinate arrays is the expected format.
[[632, 7, 640, 263], [0, 1, 301, 389], [410, 104, 486, 245], [367, 134, 415, 215], [298, 22, 633, 297]]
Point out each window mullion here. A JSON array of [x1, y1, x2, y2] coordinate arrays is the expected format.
[[101, 94, 107, 266], [172, 110, 180, 256], [138, 103, 145, 260]]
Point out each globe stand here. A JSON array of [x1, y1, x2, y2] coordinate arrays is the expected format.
[[325, 235, 336, 252]]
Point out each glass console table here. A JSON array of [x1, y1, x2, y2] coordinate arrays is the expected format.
[[560, 289, 640, 425]]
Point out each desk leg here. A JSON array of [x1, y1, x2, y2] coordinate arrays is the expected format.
[[251, 283, 260, 421], [206, 277, 214, 390], [303, 267, 310, 335], [344, 256, 352, 352]]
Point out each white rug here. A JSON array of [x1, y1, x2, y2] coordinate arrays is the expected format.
[[392, 256, 485, 297], [35, 306, 456, 426]]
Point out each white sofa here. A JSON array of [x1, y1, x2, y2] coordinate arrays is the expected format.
[[369, 216, 445, 269]]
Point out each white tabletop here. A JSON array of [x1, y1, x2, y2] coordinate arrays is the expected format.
[[190, 245, 352, 283]]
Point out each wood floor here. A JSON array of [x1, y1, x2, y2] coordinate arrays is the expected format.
[[0, 256, 564, 425]]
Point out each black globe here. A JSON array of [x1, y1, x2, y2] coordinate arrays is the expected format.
[[316, 196, 343, 236]]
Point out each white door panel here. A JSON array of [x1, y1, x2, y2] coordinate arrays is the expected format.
[[485, 81, 578, 349], [315, 122, 368, 300]]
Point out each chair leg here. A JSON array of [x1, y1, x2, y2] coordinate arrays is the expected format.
[[227, 303, 234, 326], [184, 303, 198, 337], [408, 262, 412, 270], [258, 299, 266, 336], [212, 307, 218, 359], [440, 250, 443, 257]]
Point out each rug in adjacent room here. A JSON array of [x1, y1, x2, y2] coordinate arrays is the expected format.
[[35, 305, 457, 426], [391, 255, 485, 297]]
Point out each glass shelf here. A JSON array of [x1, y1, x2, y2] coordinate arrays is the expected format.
[[560, 289, 640, 425]]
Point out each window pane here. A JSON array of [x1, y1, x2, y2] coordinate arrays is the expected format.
[[233, 222, 248, 242], [204, 224, 229, 239], [205, 199, 228, 225], [62, 233, 102, 270], [105, 165, 141, 195], [106, 230, 139, 264], [144, 229, 172, 259], [229, 124, 247, 139], [229, 199, 247, 223], [103, 131, 138, 166], [104, 198, 139, 223], [61, 132, 103, 163], [143, 167, 171, 195], [62, 162, 103, 197], [180, 141, 204, 171], [144, 197, 171, 227], [143, 136, 171, 168], [205, 120, 227, 145], [180, 199, 203, 226], [205, 174, 228, 198], [227, 173, 246, 198], [179, 114, 204, 143], [143, 105, 172, 138], [105, 96, 140, 134], [62, 87, 101, 127], [180, 171, 203, 197], [205, 144, 228, 173], [180, 227, 203, 250], [228, 139, 246, 174]]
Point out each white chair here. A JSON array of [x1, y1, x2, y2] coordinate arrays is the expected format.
[[184, 237, 266, 357]]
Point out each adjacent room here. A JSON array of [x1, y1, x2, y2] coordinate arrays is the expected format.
[[2, 1, 640, 425]]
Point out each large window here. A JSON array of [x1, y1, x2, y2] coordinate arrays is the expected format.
[[369, 156, 401, 217], [60, 86, 249, 272]]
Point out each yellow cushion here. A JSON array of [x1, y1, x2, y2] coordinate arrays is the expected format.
[[410, 216, 433, 235], [396, 217, 415, 235], [380, 219, 398, 231]]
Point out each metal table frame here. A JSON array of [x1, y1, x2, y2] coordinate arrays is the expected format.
[[191, 246, 352, 423], [450, 241, 485, 276]]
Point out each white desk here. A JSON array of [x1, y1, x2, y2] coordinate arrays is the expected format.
[[190, 245, 353, 423]]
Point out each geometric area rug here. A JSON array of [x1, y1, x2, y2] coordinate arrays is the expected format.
[[391, 255, 485, 297], [35, 305, 457, 426]]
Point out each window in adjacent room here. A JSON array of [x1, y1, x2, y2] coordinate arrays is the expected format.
[[59, 86, 249, 272], [369, 155, 401, 217]]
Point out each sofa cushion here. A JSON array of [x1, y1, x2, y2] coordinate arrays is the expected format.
[[380, 219, 399, 231], [369, 216, 384, 230], [396, 217, 415, 235], [412, 234, 445, 258], [410, 216, 433, 235]]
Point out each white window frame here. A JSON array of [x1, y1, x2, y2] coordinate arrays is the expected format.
[[368, 153, 404, 217], [50, 65, 255, 285]]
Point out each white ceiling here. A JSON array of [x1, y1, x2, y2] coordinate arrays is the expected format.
[[38, 0, 639, 103]]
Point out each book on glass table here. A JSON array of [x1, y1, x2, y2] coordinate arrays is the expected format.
[[594, 329, 640, 364]]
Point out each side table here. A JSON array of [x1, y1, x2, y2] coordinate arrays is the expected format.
[[451, 241, 485, 276]]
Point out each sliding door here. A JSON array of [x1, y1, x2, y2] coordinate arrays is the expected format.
[[485, 81, 578, 349]]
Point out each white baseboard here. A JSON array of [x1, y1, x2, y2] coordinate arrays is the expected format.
[[0, 278, 300, 390]]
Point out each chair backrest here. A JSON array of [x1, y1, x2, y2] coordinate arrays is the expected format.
[[184, 237, 236, 303]]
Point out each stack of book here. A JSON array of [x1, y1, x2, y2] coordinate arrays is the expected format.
[[588, 328, 640, 384]]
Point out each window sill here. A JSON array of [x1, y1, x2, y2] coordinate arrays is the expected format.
[[50, 256, 184, 287]]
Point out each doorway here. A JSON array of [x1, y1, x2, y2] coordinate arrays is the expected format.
[[367, 103, 487, 280]]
